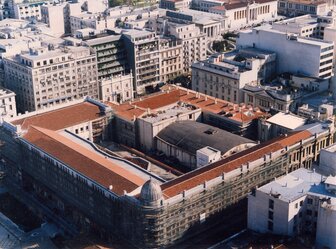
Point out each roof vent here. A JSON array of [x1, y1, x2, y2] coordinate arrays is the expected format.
[[204, 128, 217, 135]]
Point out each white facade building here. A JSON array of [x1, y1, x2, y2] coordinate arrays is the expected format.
[[237, 25, 334, 79], [272, 13, 336, 64], [248, 168, 336, 249], [3, 45, 98, 112], [41, 1, 82, 36], [147, 17, 207, 73], [207, 0, 278, 31], [0, 87, 16, 119], [191, 48, 276, 103], [319, 143, 336, 175], [99, 74, 133, 103]]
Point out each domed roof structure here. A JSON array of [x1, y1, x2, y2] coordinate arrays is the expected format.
[[140, 179, 163, 206]]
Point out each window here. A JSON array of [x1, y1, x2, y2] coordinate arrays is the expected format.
[[300, 200, 303, 206], [269, 199, 274, 209], [307, 198, 313, 205], [268, 210, 273, 220], [268, 221, 273, 231], [306, 209, 312, 216]]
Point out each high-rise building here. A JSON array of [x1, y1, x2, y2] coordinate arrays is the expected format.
[[122, 29, 161, 95]]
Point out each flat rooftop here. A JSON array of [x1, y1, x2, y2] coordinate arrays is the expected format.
[[140, 102, 196, 123], [258, 168, 336, 205], [274, 14, 318, 28], [84, 34, 121, 46], [258, 168, 323, 202], [266, 112, 306, 130]]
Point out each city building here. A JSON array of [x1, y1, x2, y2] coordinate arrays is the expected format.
[[278, 0, 331, 17], [272, 13, 336, 64], [160, 0, 191, 11], [258, 112, 307, 141], [319, 143, 336, 175], [298, 103, 334, 120], [147, 17, 207, 73], [192, 48, 276, 103], [99, 74, 133, 103], [155, 120, 255, 168], [243, 74, 330, 113], [41, 1, 82, 36], [248, 168, 336, 249], [206, 0, 278, 31], [159, 37, 183, 83], [165, 9, 224, 41], [83, 34, 129, 80], [70, 12, 116, 34], [12, 0, 48, 21], [0, 102, 333, 248], [122, 29, 161, 95], [3, 45, 99, 112], [107, 85, 268, 152], [237, 25, 334, 79], [0, 87, 16, 119]]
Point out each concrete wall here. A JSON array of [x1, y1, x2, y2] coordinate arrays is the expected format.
[[237, 28, 329, 78], [316, 202, 336, 249]]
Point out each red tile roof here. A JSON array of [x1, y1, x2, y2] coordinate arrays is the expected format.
[[161, 130, 312, 198], [24, 126, 145, 195], [106, 86, 267, 123], [12, 102, 103, 131]]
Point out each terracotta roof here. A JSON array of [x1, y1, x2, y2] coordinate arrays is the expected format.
[[224, 2, 247, 9], [285, 0, 327, 5], [106, 86, 267, 123], [210, 5, 226, 11], [105, 102, 145, 121], [24, 126, 145, 195], [12, 102, 103, 131], [161, 130, 312, 198]]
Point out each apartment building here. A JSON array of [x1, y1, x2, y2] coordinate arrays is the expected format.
[[41, 1, 82, 36], [0, 87, 16, 119], [3, 45, 98, 112], [191, 48, 276, 103], [84, 34, 129, 80], [70, 12, 116, 34], [159, 37, 183, 83], [122, 29, 160, 95], [237, 25, 334, 79], [147, 17, 207, 73], [248, 168, 336, 249], [12, 0, 49, 21]]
